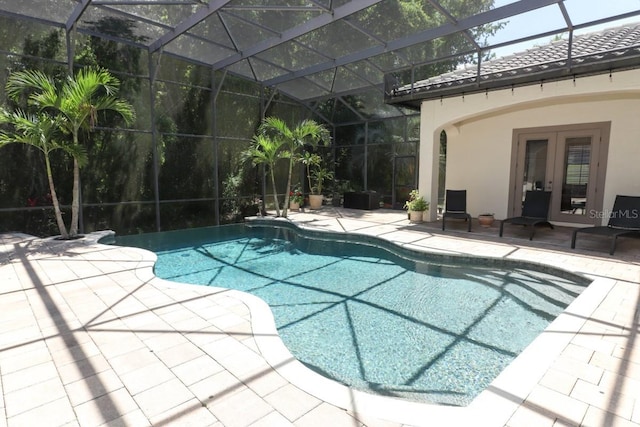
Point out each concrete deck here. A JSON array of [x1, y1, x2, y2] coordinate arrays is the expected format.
[[1, 208, 639, 427]]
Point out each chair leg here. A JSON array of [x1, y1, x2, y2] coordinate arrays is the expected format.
[[467, 215, 471, 232], [442, 218, 446, 231], [571, 230, 579, 249], [499, 221, 504, 237], [530, 221, 552, 240], [610, 236, 618, 255]]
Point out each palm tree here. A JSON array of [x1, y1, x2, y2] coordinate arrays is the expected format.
[[0, 110, 87, 239], [241, 133, 284, 217], [258, 117, 330, 217], [5, 68, 135, 237]]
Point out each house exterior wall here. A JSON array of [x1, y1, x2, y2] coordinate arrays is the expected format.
[[419, 68, 640, 225]]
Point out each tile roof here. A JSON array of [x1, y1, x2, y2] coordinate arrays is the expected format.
[[389, 22, 640, 106]]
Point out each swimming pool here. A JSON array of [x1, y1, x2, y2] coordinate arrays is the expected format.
[[110, 221, 589, 406]]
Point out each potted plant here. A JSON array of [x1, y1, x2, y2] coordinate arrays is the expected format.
[[303, 151, 334, 209], [289, 185, 304, 211], [404, 189, 429, 223], [478, 213, 495, 227]]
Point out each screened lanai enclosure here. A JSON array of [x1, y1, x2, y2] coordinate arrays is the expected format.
[[0, 1, 637, 236]]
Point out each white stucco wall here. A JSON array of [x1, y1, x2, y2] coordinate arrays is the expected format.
[[418, 68, 640, 224]]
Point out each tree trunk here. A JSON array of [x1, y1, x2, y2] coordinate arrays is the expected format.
[[44, 155, 69, 239], [269, 168, 281, 217], [69, 157, 80, 237], [282, 157, 294, 218]]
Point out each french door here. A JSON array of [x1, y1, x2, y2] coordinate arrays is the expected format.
[[509, 123, 609, 224]]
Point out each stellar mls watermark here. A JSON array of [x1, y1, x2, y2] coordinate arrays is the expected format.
[[588, 209, 639, 219]]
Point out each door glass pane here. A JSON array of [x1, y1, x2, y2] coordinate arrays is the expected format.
[[561, 137, 591, 216], [523, 139, 548, 202]]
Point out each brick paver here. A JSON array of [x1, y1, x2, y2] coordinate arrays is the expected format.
[[1, 209, 638, 427]]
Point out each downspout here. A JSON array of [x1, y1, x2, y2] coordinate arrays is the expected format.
[[476, 50, 482, 88], [567, 30, 574, 71]]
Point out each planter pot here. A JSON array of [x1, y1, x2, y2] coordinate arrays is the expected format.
[[478, 214, 495, 227], [289, 201, 300, 211], [308, 194, 323, 210], [409, 210, 424, 223], [422, 209, 430, 222]]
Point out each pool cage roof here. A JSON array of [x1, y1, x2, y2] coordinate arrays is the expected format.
[[1, 1, 639, 119]]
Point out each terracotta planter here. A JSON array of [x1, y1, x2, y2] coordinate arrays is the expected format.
[[289, 201, 300, 211], [409, 210, 424, 223], [308, 194, 323, 210], [478, 214, 495, 227]]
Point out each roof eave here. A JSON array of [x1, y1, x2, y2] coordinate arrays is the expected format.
[[386, 55, 640, 109]]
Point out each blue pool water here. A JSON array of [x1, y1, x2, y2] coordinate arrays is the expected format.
[[110, 222, 589, 406]]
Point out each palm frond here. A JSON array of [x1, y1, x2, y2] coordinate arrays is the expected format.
[[92, 97, 135, 125], [5, 69, 57, 103]]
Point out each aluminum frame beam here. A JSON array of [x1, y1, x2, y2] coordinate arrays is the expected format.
[[66, 0, 92, 31], [149, 0, 232, 52], [212, 0, 383, 70], [2, 0, 638, 104], [212, 0, 384, 70], [264, 0, 562, 87]]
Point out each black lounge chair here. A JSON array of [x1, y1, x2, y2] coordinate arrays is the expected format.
[[571, 195, 640, 255], [442, 189, 471, 231], [499, 191, 553, 240]]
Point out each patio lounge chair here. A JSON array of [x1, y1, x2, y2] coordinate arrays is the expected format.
[[571, 195, 640, 255], [499, 191, 553, 240], [442, 189, 471, 231]]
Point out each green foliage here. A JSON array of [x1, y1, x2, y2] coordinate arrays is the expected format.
[[300, 151, 321, 194], [0, 109, 77, 237], [258, 117, 331, 216], [289, 184, 304, 204], [70, 23, 152, 213], [222, 170, 243, 221], [20, 31, 66, 80], [0, 29, 69, 233], [0, 4, 504, 235], [176, 67, 212, 135], [241, 133, 284, 217], [77, 17, 146, 94], [384, 0, 504, 83], [301, 150, 335, 195], [310, 163, 334, 195], [404, 189, 429, 211], [5, 66, 135, 237]]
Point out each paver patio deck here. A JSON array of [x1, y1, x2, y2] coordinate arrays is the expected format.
[[1, 207, 639, 426]]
